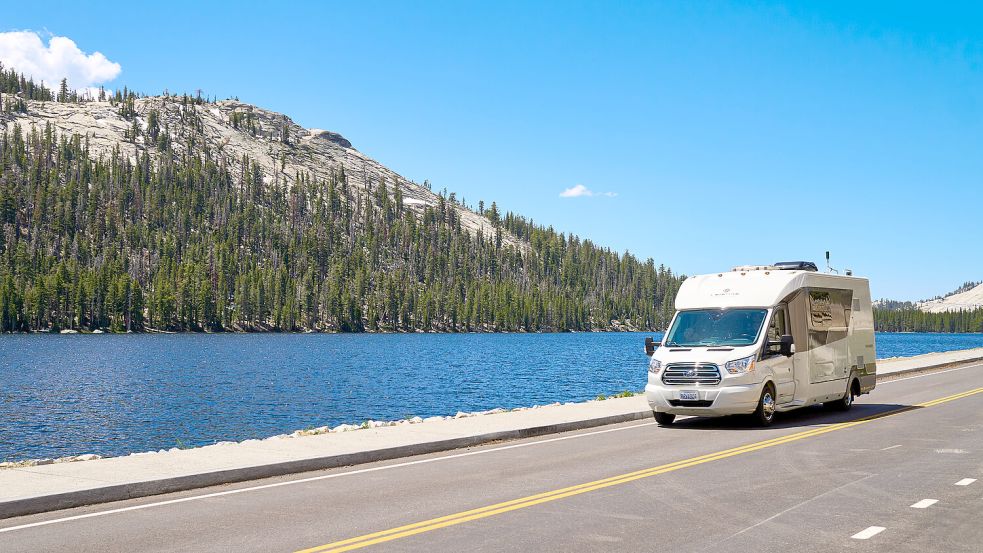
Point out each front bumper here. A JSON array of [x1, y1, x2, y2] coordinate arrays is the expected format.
[[645, 382, 761, 416]]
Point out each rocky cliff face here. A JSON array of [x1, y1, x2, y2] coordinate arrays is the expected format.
[[917, 282, 983, 313], [1, 95, 509, 244]]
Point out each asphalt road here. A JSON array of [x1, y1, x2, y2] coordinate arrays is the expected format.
[[2, 364, 982, 553]]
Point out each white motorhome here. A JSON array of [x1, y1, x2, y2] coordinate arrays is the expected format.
[[644, 261, 876, 426]]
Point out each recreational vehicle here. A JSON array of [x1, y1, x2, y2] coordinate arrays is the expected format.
[[643, 262, 876, 426]]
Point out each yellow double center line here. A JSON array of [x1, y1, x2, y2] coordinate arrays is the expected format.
[[297, 387, 983, 553]]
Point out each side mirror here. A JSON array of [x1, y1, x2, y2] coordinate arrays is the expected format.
[[779, 334, 794, 357], [767, 335, 794, 357], [644, 337, 661, 356]]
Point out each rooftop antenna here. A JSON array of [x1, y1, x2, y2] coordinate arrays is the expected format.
[[825, 251, 839, 274]]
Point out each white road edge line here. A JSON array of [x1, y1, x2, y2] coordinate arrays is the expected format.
[[955, 478, 977, 486], [880, 444, 903, 451], [852, 526, 886, 540], [910, 499, 938, 509], [0, 419, 659, 534]]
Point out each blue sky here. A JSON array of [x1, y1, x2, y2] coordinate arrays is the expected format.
[[3, 1, 981, 300]]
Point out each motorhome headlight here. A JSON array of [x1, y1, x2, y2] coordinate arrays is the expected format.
[[648, 358, 662, 374], [724, 355, 756, 375]]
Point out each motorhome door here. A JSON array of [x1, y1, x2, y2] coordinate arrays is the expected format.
[[760, 305, 795, 403]]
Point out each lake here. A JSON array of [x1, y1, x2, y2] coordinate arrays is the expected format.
[[2, 331, 982, 462]]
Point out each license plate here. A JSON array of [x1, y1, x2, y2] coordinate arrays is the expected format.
[[679, 390, 700, 401]]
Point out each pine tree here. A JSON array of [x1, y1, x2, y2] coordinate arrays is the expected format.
[[58, 78, 69, 102]]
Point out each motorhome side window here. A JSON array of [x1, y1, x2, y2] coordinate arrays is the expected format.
[[766, 307, 788, 352]]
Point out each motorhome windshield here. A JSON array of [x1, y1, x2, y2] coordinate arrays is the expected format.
[[664, 308, 767, 347]]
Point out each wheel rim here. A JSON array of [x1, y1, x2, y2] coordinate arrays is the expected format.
[[845, 392, 853, 406], [762, 391, 775, 420]]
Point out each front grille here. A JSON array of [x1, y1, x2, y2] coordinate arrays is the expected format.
[[661, 363, 721, 386]]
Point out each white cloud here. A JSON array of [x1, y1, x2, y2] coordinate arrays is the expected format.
[[0, 30, 121, 93], [559, 184, 617, 198], [560, 184, 593, 197]]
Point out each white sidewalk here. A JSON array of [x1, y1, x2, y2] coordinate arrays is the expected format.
[[2, 346, 982, 519]]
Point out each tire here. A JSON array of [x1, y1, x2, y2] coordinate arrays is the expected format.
[[654, 411, 676, 426], [752, 384, 777, 426], [826, 383, 855, 411]]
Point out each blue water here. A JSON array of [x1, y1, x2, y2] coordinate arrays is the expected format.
[[872, 332, 983, 358], [1, 332, 981, 461]]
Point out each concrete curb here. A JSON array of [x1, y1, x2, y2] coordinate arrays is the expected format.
[[0, 411, 652, 519], [876, 356, 983, 381]]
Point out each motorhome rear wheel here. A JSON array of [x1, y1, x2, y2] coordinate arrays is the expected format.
[[825, 385, 856, 411]]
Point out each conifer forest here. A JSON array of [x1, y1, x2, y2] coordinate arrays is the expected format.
[[0, 71, 682, 333]]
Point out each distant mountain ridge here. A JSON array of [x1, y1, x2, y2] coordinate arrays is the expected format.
[[875, 281, 983, 313], [873, 281, 983, 333], [916, 282, 983, 313], [4, 91, 510, 246], [0, 75, 681, 333]]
